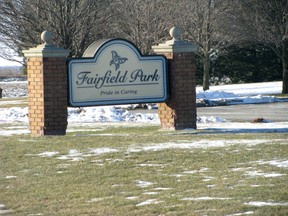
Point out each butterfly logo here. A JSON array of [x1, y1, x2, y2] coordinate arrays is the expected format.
[[110, 50, 128, 70]]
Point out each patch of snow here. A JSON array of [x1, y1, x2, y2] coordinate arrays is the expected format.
[[135, 180, 153, 188], [250, 184, 275, 187], [127, 140, 268, 153], [170, 174, 185, 178], [126, 196, 138, 200], [143, 191, 158, 195], [57, 155, 84, 162], [56, 149, 84, 161], [27, 214, 44, 216], [52, 148, 118, 162], [0, 209, 14, 214], [67, 128, 104, 133], [153, 187, 172, 191], [0, 106, 159, 124], [0, 107, 28, 122], [0, 80, 27, 84], [67, 106, 159, 123], [197, 81, 282, 96], [245, 201, 288, 207], [196, 82, 286, 106], [5, 176, 17, 179], [38, 151, 59, 157], [0, 203, 14, 215], [197, 116, 226, 123], [0, 128, 30, 136], [86, 198, 104, 202], [231, 168, 248, 172], [197, 90, 239, 100], [199, 167, 209, 172], [138, 163, 164, 167], [245, 170, 285, 178], [70, 157, 84, 162], [106, 158, 124, 163], [0, 80, 27, 98], [226, 211, 254, 216], [86, 197, 113, 203], [183, 170, 198, 174], [18, 139, 36, 142], [181, 197, 231, 201], [203, 176, 215, 182], [83, 133, 131, 136], [257, 160, 288, 169], [68, 149, 82, 157], [135, 199, 162, 206], [88, 148, 118, 155]]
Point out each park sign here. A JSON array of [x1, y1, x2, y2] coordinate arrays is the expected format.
[[68, 39, 168, 107]]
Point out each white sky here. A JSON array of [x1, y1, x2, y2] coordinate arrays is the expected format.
[[0, 57, 22, 66]]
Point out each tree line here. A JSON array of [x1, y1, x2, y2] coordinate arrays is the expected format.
[[0, 0, 287, 93]]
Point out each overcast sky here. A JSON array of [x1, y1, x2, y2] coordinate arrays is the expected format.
[[0, 57, 22, 66]]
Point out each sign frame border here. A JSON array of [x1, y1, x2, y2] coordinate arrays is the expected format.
[[67, 38, 168, 107]]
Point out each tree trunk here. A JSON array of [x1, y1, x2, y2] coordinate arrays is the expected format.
[[203, 54, 210, 91], [202, 0, 212, 91], [282, 40, 288, 94]]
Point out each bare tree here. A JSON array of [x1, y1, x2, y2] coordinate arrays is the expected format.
[[170, 0, 241, 90], [238, 0, 288, 94], [0, 0, 112, 63], [111, 0, 172, 54]]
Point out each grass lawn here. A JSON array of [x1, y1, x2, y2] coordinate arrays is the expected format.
[[0, 126, 287, 215]]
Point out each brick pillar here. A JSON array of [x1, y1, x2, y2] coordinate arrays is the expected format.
[[23, 31, 70, 136], [152, 27, 198, 130]]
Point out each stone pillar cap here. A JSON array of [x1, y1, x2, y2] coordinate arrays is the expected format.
[[41, 31, 54, 45], [23, 31, 70, 58], [152, 26, 197, 53]]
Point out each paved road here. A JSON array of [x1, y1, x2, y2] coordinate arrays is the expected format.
[[197, 102, 288, 122], [132, 102, 288, 122]]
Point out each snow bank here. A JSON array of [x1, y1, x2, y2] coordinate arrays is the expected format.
[[197, 81, 282, 96], [68, 107, 158, 123], [0, 106, 160, 124], [0, 107, 28, 122], [196, 81, 287, 106], [196, 90, 285, 106]]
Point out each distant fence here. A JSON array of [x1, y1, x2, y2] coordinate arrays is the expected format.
[[0, 66, 23, 76]]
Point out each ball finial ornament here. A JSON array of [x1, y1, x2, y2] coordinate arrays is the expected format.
[[41, 31, 53, 45], [169, 27, 181, 40]]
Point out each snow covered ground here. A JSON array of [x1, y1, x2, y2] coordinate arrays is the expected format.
[[199, 81, 282, 96], [196, 81, 287, 106], [0, 80, 288, 135]]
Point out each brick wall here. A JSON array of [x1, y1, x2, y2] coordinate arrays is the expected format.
[[158, 52, 197, 129], [27, 57, 68, 136]]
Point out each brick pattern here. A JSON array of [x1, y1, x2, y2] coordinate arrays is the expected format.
[[27, 57, 68, 136], [158, 52, 197, 129]]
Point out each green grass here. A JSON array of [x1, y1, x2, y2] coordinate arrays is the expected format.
[[0, 126, 288, 215]]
